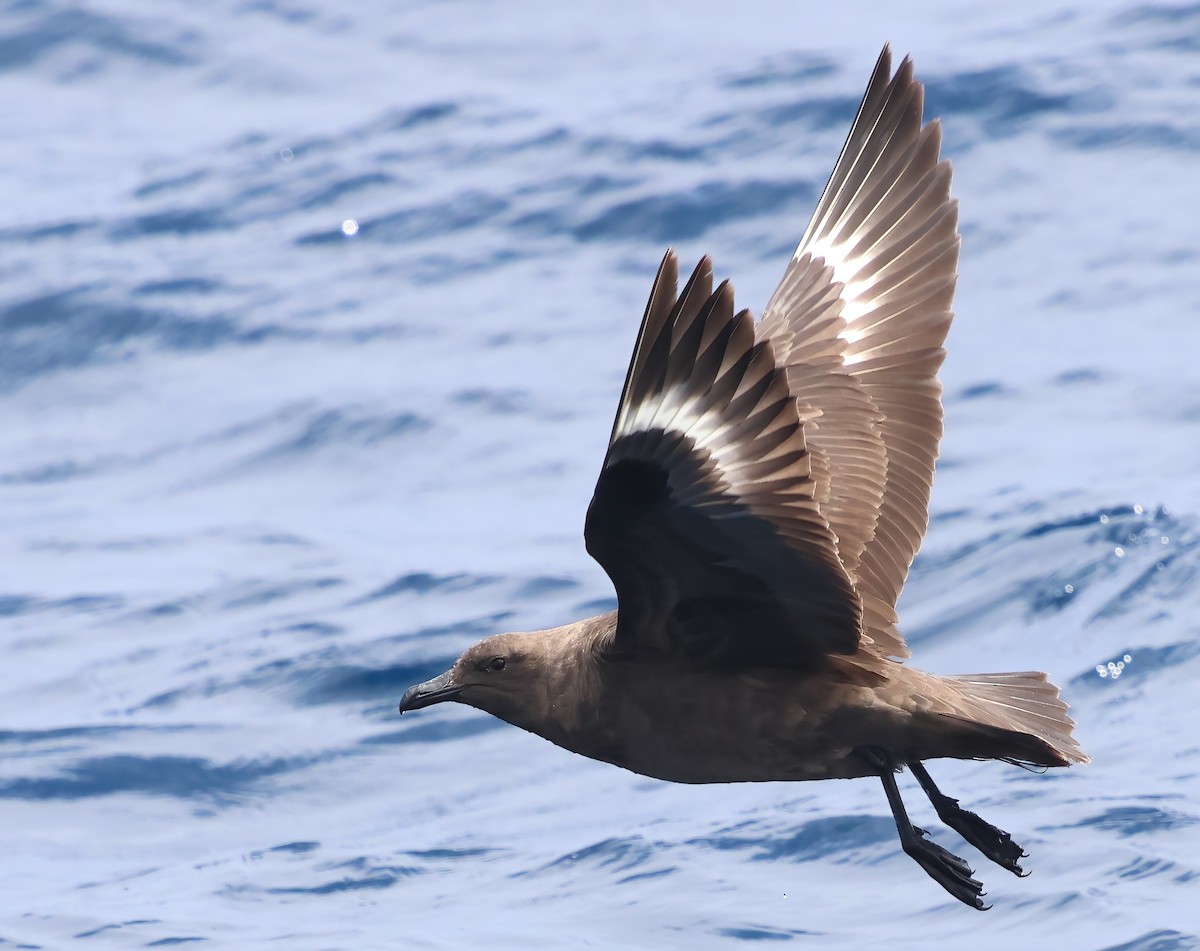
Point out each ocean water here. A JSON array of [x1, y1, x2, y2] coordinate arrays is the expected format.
[[2, 0, 1199, 947]]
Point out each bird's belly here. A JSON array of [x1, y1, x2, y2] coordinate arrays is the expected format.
[[610, 724, 874, 784], [577, 672, 885, 784]]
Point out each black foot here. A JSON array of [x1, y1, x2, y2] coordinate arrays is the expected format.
[[904, 825, 989, 910], [909, 762, 1028, 876], [855, 748, 991, 911], [934, 796, 1027, 876]]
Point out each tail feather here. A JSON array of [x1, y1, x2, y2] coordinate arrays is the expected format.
[[950, 671, 1090, 766]]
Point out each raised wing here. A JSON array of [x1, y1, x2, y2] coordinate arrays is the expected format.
[[585, 252, 862, 671], [757, 46, 960, 658]]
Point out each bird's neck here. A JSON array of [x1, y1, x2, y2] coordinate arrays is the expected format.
[[506, 612, 619, 756]]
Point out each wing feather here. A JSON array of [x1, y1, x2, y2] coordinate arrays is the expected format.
[[586, 253, 862, 670], [757, 46, 960, 659]]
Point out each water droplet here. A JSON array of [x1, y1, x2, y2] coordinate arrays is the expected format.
[[342, 218, 359, 237], [1134, 504, 1144, 515], [1123, 654, 1132, 663], [1114, 546, 1125, 558], [279, 147, 294, 161], [1096, 665, 1108, 678], [1100, 514, 1109, 524], [1064, 584, 1074, 594], [1162, 536, 1170, 545]]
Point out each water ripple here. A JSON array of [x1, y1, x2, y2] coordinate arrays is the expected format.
[[691, 815, 895, 863], [0, 753, 316, 804]]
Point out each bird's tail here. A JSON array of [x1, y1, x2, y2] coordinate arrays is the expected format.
[[948, 671, 1090, 767]]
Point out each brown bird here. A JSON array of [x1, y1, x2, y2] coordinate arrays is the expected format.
[[398, 46, 1088, 909]]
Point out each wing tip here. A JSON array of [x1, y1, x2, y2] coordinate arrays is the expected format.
[[875, 43, 893, 75]]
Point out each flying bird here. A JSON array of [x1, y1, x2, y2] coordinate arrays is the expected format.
[[399, 46, 1088, 909]]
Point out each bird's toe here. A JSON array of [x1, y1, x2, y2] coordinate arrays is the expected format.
[[904, 828, 990, 910], [935, 801, 1028, 876]]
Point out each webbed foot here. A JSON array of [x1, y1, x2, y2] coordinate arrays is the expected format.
[[855, 747, 991, 910], [903, 824, 989, 909], [909, 761, 1027, 876]]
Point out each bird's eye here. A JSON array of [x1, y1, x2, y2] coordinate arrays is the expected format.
[[487, 657, 506, 672]]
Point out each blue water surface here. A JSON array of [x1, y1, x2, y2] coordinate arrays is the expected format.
[[2, 0, 1199, 947]]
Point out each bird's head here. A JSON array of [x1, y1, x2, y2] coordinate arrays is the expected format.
[[398, 630, 550, 728]]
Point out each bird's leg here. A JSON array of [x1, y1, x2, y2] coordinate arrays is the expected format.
[[855, 747, 988, 910], [907, 760, 1027, 876]]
